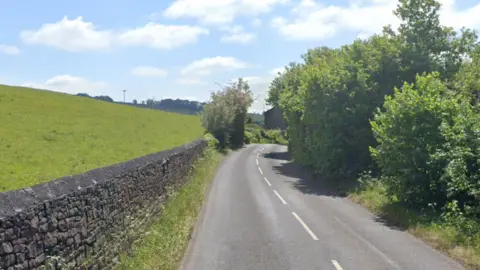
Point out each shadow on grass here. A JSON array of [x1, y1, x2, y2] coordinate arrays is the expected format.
[[373, 202, 428, 231]]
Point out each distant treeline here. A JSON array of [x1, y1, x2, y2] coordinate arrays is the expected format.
[[76, 93, 266, 122], [76, 93, 205, 115], [77, 93, 114, 102]]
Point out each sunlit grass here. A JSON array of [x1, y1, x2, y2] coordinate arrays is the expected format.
[[0, 84, 204, 191]]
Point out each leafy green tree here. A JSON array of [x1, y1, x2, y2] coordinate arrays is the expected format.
[[454, 46, 480, 106], [201, 78, 253, 148], [269, 0, 479, 182], [371, 73, 480, 217]]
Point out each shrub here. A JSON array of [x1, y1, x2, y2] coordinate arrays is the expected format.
[[204, 133, 219, 149], [371, 73, 480, 217]]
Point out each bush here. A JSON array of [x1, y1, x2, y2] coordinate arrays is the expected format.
[[264, 129, 288, 145], [245, 123, 263, 143], [371, 73, 480, 218], [204, 133, 219, 149], [244, 125, 288, 145]]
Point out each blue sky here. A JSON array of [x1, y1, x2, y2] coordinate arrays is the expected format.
[[1, 0, 479, 112]]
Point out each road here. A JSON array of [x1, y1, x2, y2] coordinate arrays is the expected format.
[[181, 144, 465, 270]]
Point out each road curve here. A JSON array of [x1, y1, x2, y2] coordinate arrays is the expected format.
[[181, 144, 465, 270]]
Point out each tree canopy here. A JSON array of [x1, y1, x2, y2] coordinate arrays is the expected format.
[[267, 0, 480, 230], [201, 78, 253, 148]]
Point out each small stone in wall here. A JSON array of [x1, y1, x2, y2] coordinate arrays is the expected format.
[[13, 243, 26, 253], [29, 217, 39, 229], [16, 252, 26, 263], [0, 242, 13, 254], [3, 253, 15, 267]]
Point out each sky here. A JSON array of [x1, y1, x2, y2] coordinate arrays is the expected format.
[[1, 0, 480, 112]]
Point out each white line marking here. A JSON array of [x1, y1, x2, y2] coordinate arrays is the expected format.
[[256, 153, 259, 158], [333, 216, 400, 269], [273, 190, 287, 204], [258, 167, 263, 175], [331, 260, 343, 270], [292, 212, 318, 240], [263, 177, 272, 186], [259, 147, 264, 152], [256, 159, 259, 165]]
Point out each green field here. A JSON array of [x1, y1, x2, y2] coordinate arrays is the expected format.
[[0, 84, 204, 192]]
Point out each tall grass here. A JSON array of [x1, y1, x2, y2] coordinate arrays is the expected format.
[[0, 85, 203, 191]]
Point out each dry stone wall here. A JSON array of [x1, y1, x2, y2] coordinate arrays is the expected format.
[[0, 139, 207, 270]]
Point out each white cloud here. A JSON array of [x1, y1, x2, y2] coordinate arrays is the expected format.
[[164, 0, 288, 24], [177, 78, 208, 85], [0, 45, 20, 55], [219, 25, 256, 44], [21, 16, 112, 52], [438, 0, 480, 30], [271, 0, 398, 40], [20, 16, 209, 51], [117, 23, 209, 50], [251, 18, 263, 27], [131, 66, 168, 77], [272, 0, 480, 41], [181, 56, 251, 77], [22, 75, 109, 96]]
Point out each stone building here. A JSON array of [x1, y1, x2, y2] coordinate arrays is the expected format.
[[264, 106, 287, 130]]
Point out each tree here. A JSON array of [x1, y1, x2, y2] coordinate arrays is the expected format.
[[94, 95, 113, 102], [76, 93, 91, 98], [394, 0, 478, 81], [371, 73, 480, 218], [132, 99, 138, 105], [146, 99, 154, 107], [201, 78, 253, 148]]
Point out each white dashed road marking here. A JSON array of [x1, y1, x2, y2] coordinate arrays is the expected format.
[[258, 167, 263, 175], [331, 260, 343, 270], [273, 190, 287, 205], [292, 212, 319, 240], [264, 177, 272, 187]]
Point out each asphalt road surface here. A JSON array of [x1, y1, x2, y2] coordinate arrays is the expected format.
[[181, 144, 465, 270]]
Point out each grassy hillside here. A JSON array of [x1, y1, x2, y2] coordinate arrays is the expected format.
[[0, 85, 204, 192]]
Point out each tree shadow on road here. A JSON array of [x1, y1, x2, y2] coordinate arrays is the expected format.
[[262, 150, 352, 198], [263, 151, 290, 161], [262, 150, 410, 231]]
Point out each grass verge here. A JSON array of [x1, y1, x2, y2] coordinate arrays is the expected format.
[[0, 85, 203, 191], [348, 181, 480, 269], [118, 145, 222, 270]]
